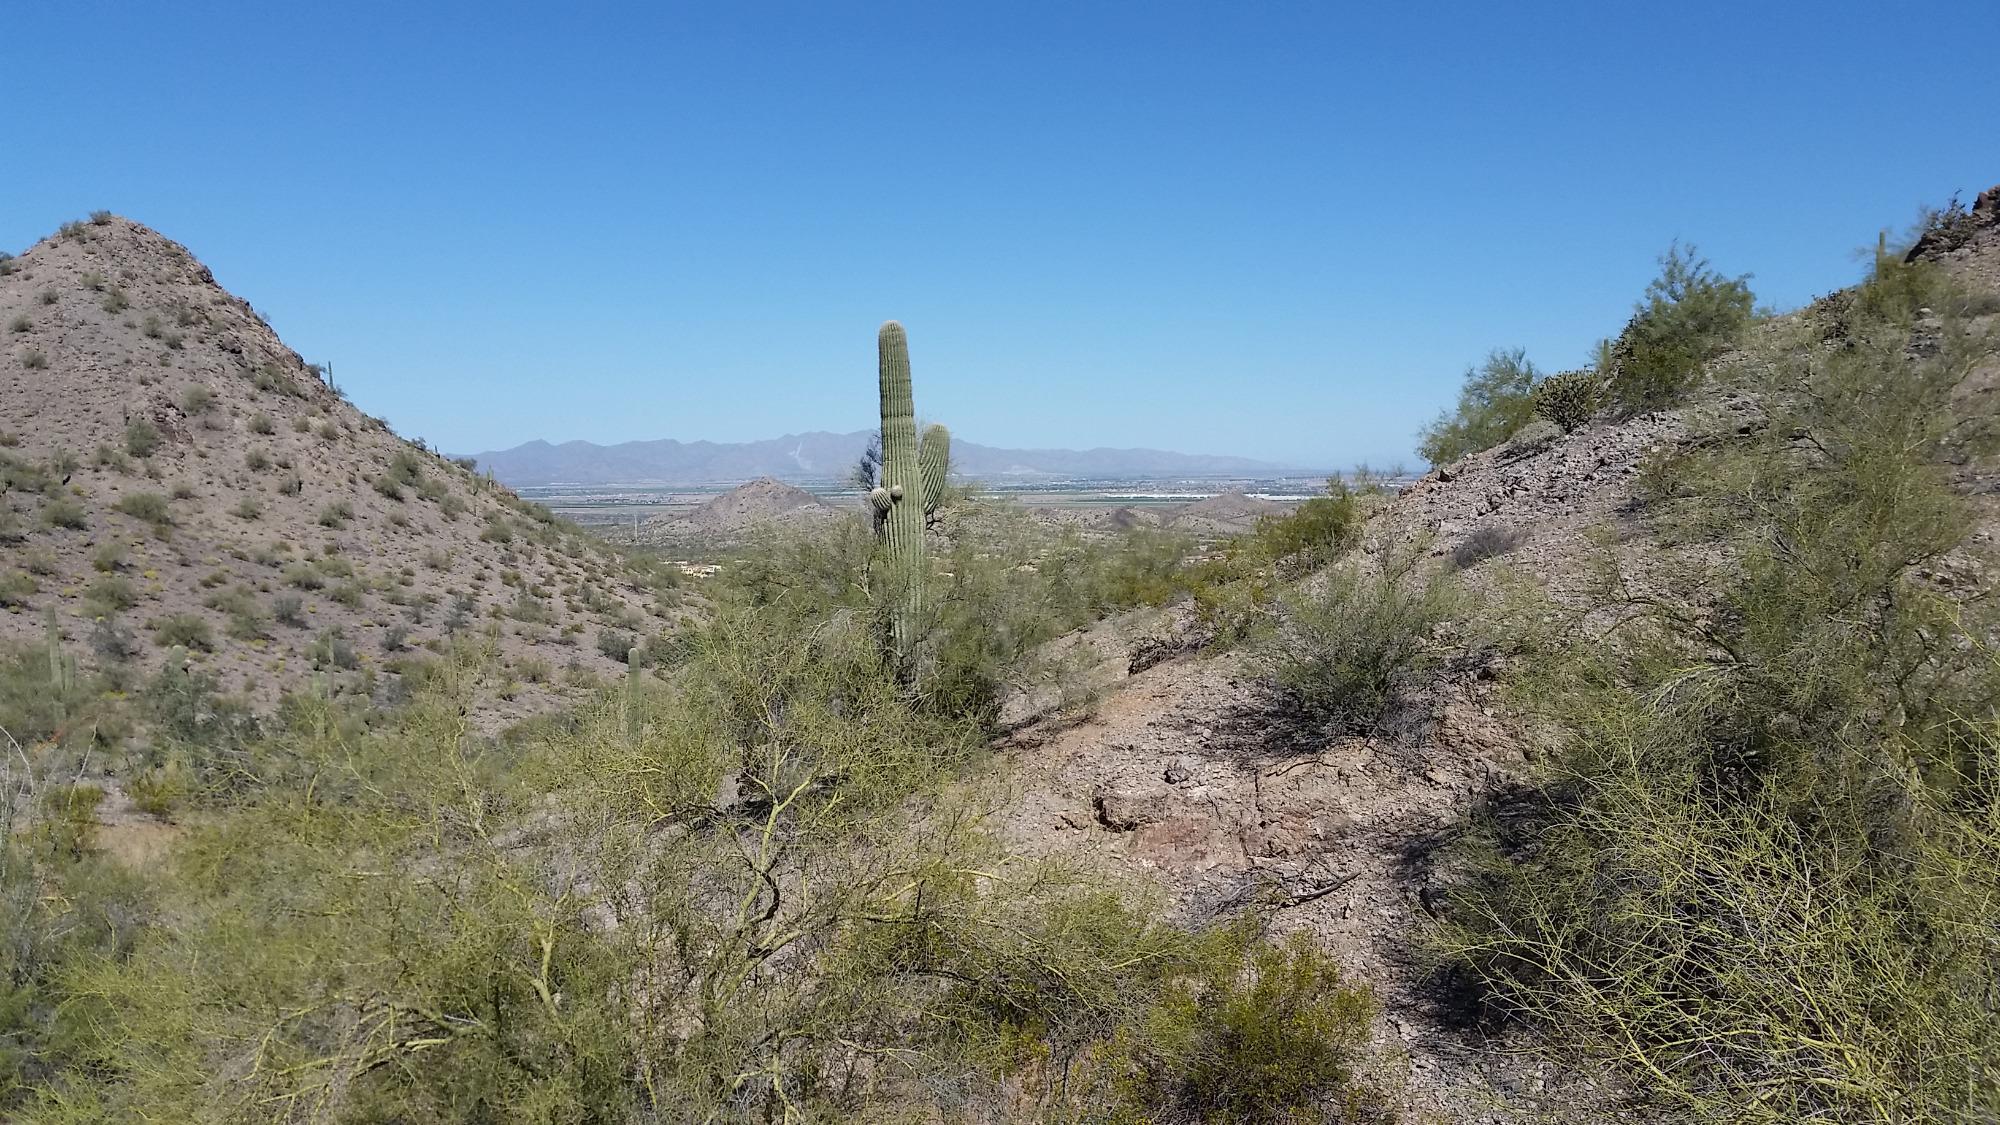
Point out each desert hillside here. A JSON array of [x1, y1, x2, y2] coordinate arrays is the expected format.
[[5, 193, 1997, 1125], [0, 216, 679, 712], [980, 189, 2000, 1121]]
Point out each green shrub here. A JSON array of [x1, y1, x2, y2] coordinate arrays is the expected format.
[[40, 496, 87, 530], [1604, 241, 1753, 411], [1088, 933, 1386, 1123], [307, 627, 358, 670], [1258, 549, 1457, 734], [246, 411, 274, 435], [595, 629, 635, 663], [114, 492, 173, 526], [1530, 368, 1603, 432], [1417, 348, 1540, 465], [230, 497, 261, 521], [0, 571, 37, 607], [92, 541, 128, 572], [317, 501, 352, 528], [150, 613, 213, 651], [1246, 479, 1362, 574], [179, 385, 215, 414], [85, 575, 139, 615], [272, 593, 305, 627], [124, 419, 162, 458]]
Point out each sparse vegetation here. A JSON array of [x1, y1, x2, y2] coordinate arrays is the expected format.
[[1438, 253, 1998, 1121], [179, 384, 215, 413], [317, 500, 353, 528], [124, 418, 162, 458], [114, 491, 174, 528], [40, 496, 87, 530], [1258, 546, 1459, 735], [149, 613, 214, 650]]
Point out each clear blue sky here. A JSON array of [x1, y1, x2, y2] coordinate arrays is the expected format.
[[5, 1, 1994, 468]]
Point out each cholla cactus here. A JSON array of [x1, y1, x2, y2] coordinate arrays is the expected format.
[[870, 322, 950, 674], [1533, 369, 1604, 433]]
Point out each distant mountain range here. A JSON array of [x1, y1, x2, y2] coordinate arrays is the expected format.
[[464, 431, 1298, 486]]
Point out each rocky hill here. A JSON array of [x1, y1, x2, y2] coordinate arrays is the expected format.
[[1162, 489, 1291, 535], [0, 216, 678, 714], [641, 476, 850, 543]]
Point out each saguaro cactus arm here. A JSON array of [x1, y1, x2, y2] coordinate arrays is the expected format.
[[919, 423, 950, 518]]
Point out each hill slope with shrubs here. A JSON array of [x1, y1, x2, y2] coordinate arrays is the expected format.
[[3, 190, 1996, 1124], [979, 188, 2000, 1123], [0, 215, 682, 722]]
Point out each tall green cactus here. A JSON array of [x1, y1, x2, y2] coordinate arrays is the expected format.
[[868, 322, 948, 675]]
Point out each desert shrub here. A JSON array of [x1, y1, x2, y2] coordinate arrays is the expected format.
[[246, 411, 274, 435], [179, 385, 215, 414], [1604, 241, 1754, 411], [114, 492, 172, 527], [169, 482, 196, 501], [307, 627, 358, 670], [1448, 523, 1523, 570], [1438, 256, 1999, 1120], [124, 419, 161, 458], [1081, 932, 1387, 1123], [371, 473, 404, 501], [20, 350, 48, 370], [1530, 368, 1603, 432], [1417, 347, 1540, 465], [1258, 549, 1458, 735], [230, 497, 261, 521], [595, 629, 635, 663], [0, 571, 37, 607], [39, 497, 86, 531], [92, 541, 128, 572], [100, 287, 129, 313], [7, 315, 30, 334], [1247, 479, 1362, 574], [84, 576, 139, 615], [150, 613, 213, 651], [272, 593, 305, 627], [316, 501, 352, 528]]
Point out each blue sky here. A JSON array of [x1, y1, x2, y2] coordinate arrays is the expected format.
[[4, 1, 1994, 468]]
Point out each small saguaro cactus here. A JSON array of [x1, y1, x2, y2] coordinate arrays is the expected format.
[[868, 322, 949, 675]]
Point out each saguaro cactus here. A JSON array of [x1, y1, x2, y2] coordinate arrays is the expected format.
[[868, 322, 948, 674]]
